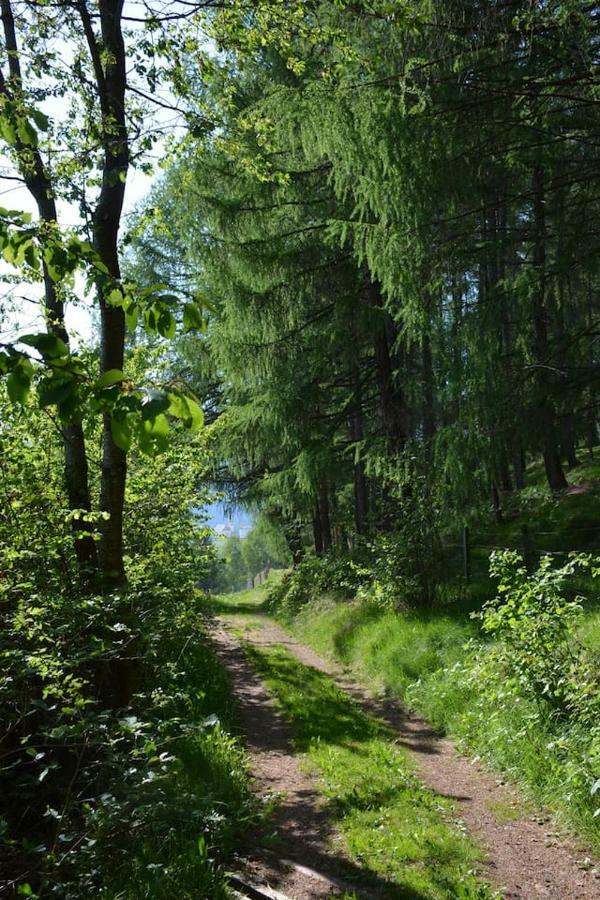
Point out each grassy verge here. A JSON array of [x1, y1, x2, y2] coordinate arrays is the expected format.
[[242, 639, 496, 899], [283, 596, 600, 854]]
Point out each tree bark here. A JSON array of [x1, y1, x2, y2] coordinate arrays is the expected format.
[[513, 447, 526, 490], [349, 362, 368, 535], [531, 163, 568, 491], [367, 280, 408, 451], [0, 0, 97, 577], [312, 504, 323, 556], [421, 331, 435, 443], [318, 481, 332, 553], [84, 0, 130, 583]]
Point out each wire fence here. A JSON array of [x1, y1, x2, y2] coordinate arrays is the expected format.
[[441, 523, 600, 582]]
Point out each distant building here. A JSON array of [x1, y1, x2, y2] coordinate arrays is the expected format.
[[214, 522, 236, 538], [213, 521, 253, 540]]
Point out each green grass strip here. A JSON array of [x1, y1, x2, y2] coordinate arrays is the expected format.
[[244, 641, 496, 900]]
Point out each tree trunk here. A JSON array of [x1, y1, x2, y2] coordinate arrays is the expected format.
[[513, 447, 526, 490], [491, 483, 503, 524], [554, 190, 578, 471], [367, 280, 408, 451], [422, 332, 436, 443], [312, 504, 323, 556], [83, 0, 133, 707], [531, 163, 568, 491], [499, 451, 513, 492], [349, 363, 368, 535], [0, 0, 97, 578], [89, 0, 130, 584], [319, 481, 332, 553]]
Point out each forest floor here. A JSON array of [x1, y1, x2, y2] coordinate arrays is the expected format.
[[208, 590, 600, 900]]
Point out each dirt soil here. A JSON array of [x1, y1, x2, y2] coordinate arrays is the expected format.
[[210, 622, 382, 899], [211, 614, 600, 900]]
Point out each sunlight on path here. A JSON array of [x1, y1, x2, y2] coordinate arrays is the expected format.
[[211, 588, 600, 900]]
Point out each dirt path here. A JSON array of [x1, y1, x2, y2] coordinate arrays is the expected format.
[[212, 612, 600, 900], [210, 622, 388, 899]]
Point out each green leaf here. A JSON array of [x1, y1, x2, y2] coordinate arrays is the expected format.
[[143, 306, 158, 335], [183, 302, 204, 332], [0, 116, 16, 145], [157, 309, 176, 339], [184, 396, 204, 432], [16, 117, 38, 147], [167, 392, 204, 431], [20, 333, 68, 360], [23, 242, 39, 272], [108, 288, 124, 306], [141, 390, 170, 421], [110, 416, 132, 452], [138, 413, 170, 455], [31, 109, 49, 131], [167, 392, 188, 419], [96, 369, 123, 389], [125, 302, 139, 332], [7, 369, 30, 404], [38, 379, 74, 408], [6, 356, 33, 403]]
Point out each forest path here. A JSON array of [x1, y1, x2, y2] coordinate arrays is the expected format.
[[210, 598, 600, 900], [209, 618, 385, 899]]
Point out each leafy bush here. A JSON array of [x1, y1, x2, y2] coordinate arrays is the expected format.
[[0, 388, 255, 897], [479, 552, 599, 719], [406, 552, 600, 845], [265, 554, 367, 617]]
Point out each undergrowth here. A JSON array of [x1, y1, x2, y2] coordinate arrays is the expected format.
[[0, 396, 254, 898]]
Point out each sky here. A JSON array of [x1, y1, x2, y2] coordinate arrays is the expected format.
[[203, 501, 254, 533], [0, 1, 192, 346], [0, 8, 256, 531]]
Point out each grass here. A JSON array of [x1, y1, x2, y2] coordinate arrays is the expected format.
[[240, 638, 496, 899], [211, 462, 600, 867], [281, 592, 600, 855]]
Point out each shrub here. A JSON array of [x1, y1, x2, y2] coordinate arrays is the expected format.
[[479, 551, 599, 721], [266, 554, 367, 617]]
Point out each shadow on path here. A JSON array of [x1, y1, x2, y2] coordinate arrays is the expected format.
[[210, 623, 433, 900], [212, 599, 600, 900]]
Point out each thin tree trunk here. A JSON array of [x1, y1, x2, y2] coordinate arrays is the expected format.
[[0, 0, 97, 577], [422, 332, 435, 443], [312, 504, 323, 556], [83, 0, 130, 583], [349, 361, 368, 535], [499, 451, 513, 492], [491, 483, 503, 524], [555, 188, 578, 470], [319, 482, 332, 553], [513, 447, 526, 490], [531, 163, 568, 491]]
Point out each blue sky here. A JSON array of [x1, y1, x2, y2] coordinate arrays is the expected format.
[[201, 499, 254, 531]]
